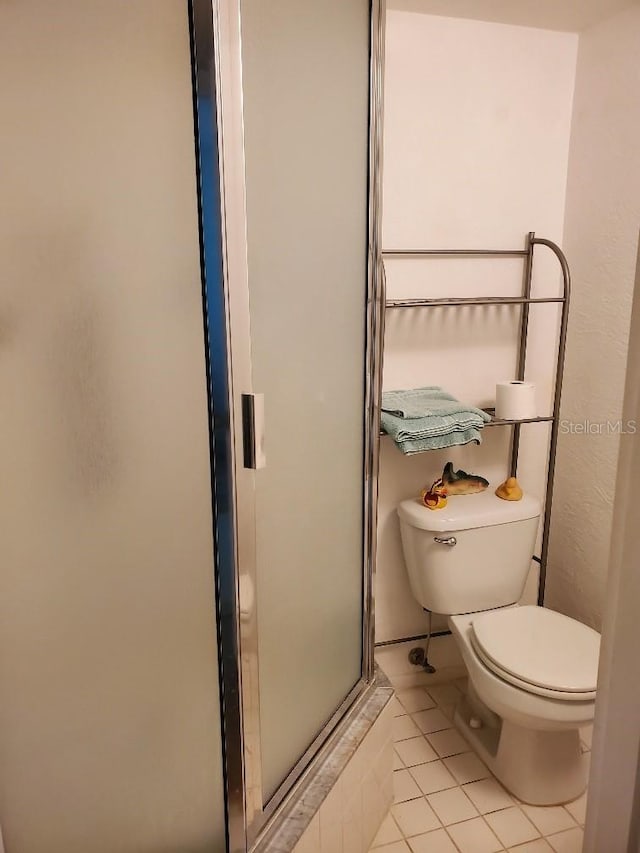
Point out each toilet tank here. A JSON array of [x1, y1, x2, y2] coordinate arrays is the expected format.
[[397, 490, 541, 615]]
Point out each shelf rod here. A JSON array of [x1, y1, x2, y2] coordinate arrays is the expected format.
[[510, 232, 536, 477], [382, 249, 528, 258], [534, 237, 571, 607], [484, 416, 553, 427], [380, 413, 554, 437], [386, 296, 565, 308]]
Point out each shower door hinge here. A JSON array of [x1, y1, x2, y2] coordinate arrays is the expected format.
[[241, 393, 266, 470]]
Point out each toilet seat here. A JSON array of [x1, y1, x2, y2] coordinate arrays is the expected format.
[[470, 638, 597, 701], [469, 606, 600, 701]]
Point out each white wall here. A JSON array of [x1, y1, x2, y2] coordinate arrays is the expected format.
[[546, 4, 640, 631], [387, 0, 638, 34], [377, 11, 578, 643]]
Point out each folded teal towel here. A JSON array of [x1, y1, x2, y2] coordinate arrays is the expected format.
[[382, 387, 491, 422], [381, 387, 491, 454], [384, 425, 483, 454]]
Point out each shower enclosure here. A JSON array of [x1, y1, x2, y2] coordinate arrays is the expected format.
[[0, 0, 382, 849], [193, 0, 385, 848]]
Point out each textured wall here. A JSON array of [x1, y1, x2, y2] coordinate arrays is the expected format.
[[546, 4, 640, 630], [584, 250, 640, 853]]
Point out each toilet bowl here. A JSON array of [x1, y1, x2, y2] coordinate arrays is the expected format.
[[449, 606, 597, 804], [397, 490, 601, 805]]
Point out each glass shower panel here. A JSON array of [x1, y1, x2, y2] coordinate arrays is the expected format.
[[240, 0, 371, 801], [0, 3, 225, 852]]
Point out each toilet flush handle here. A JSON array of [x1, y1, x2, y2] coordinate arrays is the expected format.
[[434, 536, 457, 546]]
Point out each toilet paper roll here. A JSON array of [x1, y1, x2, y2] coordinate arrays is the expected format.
[[495, 381, 537, 420]]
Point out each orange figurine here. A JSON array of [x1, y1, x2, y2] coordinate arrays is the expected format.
[[420, 482, 448, 510]]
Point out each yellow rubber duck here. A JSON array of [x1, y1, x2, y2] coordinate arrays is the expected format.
[[495, 476, 523, 501]]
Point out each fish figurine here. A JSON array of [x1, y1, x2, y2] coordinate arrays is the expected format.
[[435, 462, 489, 496], [420, 462, 488, 509]]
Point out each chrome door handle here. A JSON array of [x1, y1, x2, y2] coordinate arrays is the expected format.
[[434, 536, 457, 546]]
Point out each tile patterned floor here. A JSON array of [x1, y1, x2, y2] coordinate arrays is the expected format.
[[370, 680, 590, 853]]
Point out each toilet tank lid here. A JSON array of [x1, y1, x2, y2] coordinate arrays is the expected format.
[[397, 489, 541, 533]]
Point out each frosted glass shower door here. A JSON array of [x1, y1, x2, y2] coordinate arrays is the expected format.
[[0, 3, 225, 852], [239, 0, 373, 806]]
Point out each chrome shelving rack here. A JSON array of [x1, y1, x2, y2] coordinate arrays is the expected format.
[[379, 232, 570, 607]]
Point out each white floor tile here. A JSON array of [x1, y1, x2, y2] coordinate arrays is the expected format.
[[393, 769, 422, 803], [446, 817, 503, 853], [393, 715, 422, 743], [564, 792, 587, 826], [427, 684, 461, 706], [485, 806, 540, 847], [407, 828, 459, 853], [392, 797, 441, 837], [463, 778, 514, 814], [371, 814, 402, 847], [393, 750, 405, 770], [397, 688, 436, 713], [394, 736, 438, 767], [427, 787, 478, 825], [506, 840, 553, 852], [520, 805, 577, 836], [444, 752, 490, 784], [410, 760, 458, 795], [391, 697, 406, 717], [546, 827, 584, 853], [426, 728, 469, 758], [372, 842, 410, 853], [412, 708, 451, 734]]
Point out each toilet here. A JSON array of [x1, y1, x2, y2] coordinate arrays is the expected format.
[[397, 489, 600, 805]]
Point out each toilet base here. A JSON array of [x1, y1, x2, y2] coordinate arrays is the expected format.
[[454, 691, 588, 805]]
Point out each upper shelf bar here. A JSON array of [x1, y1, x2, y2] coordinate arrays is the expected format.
[[382, 249, 528, 258], [381, 247, 566, 308], [386, 295, 565, 309]]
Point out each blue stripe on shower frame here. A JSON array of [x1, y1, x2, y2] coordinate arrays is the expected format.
[[188, 2, 246, 850]]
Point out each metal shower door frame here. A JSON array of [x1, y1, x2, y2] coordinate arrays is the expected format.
[[189, 0, 386, 849]]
